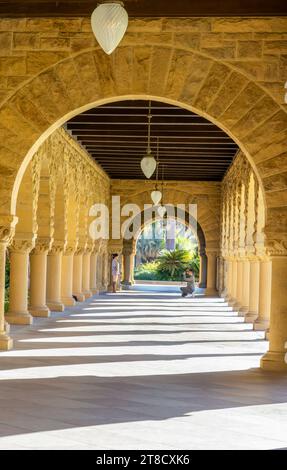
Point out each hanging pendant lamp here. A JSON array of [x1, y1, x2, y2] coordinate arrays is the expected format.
[[91, 1, 129, 55], [141, 101, 157, 179], [158, 163, 167, 217], [151, 138, 162, 205]]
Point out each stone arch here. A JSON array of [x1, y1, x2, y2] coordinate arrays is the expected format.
[[0, 45, 284, 253], [123, 206, 208, 288]]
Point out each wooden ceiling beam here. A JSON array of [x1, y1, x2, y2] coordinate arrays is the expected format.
[[0, 1, 285, 17]]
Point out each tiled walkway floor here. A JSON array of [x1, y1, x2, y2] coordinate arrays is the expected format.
[[0, 286, 287, 450]]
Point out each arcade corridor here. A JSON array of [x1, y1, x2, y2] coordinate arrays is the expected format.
[[0, 287, 286, 450]]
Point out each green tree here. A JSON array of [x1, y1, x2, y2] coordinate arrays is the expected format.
[[157, 248, 192, 280]]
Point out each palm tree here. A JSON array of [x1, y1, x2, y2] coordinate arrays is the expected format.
[[157, 248, 192, 280]]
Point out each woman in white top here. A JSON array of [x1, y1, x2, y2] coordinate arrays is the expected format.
[[111, 253, 120, 293]]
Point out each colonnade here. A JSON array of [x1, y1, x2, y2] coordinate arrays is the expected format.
[[0, 128, 111, 345], [219, 153, 271, 335], [4, 238, 109, 328]]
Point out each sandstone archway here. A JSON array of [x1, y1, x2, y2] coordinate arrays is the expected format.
[[121, 201, 215, 290], [0, 36, 286, 370], [0, 43, 285, 254]]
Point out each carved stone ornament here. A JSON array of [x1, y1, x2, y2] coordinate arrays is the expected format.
[[0, 215, 18, 244], [10, 236, 35, 254], [49, 240, 66, 254], [266, 239, 287, 257], [31, 238, 53, 254]]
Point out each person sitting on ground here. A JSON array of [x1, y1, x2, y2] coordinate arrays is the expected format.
[[180, 268, 195, 298]]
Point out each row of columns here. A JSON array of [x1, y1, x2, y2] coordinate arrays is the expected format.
[[4, 237, 108, 327], [222, 256, 271, 332]]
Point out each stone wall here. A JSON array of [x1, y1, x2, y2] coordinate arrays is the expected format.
[[0, 17, 286, 107]]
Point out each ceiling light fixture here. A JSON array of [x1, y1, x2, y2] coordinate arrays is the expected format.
[[91, 1, 129, 55], [151, 138, 162, 205], [141, 101, 157, 179], [158, 163, 167, 217]]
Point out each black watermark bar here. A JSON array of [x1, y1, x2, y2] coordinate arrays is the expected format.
[[0, 450, 286, 464]]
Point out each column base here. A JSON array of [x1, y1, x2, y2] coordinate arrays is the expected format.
[[231, 301, 241, 310], [254, 318, 269, 331], [47, 301, 65, 312], [91, 288, 99, 295], [220, 289, 228, 298], [244, 311, 258, 323], [238, 306, 248, 317], [228, 298, 237, 307], [5, 311, 33, 325], [73, 293, 85, 302], [0, 332, 13, 350], [29, 306, 50, 318], [83, 290, 93, 299], [204, 288, 218, 296], [265, 329, 270, 341], [260, 350, 287, 372], [62, 296, 76, 307]]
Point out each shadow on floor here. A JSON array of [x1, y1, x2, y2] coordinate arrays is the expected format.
[[0, 368, 287, 439]]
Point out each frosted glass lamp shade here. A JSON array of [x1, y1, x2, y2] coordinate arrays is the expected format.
[[158, 206, 167, 218], [141, 154, 157, 179], [91, 2, 128, 55], [151, 190, 162, 205]]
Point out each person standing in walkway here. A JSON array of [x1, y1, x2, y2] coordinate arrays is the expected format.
[[180, 268, 195, 297], [111, 253, 120, 293]]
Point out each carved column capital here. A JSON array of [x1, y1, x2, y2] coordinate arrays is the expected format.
[[75, 246, 86, 256], [0, 215, 18, 245], [266, 239, 287, 257], [64, 241, 78, 255], [10, 234, 35, 254], [32, 237, 53, 254], [49, 240, 66, 254]]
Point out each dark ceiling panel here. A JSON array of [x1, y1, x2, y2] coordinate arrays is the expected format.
[[65, 100, 239, 181], [0, 0, 285, 17]]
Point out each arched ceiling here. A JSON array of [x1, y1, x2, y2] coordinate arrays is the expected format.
[[65, 100, 239, 181]]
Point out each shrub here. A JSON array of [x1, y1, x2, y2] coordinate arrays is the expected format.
[[134, 248, 200, 282], [157, 248, 192, 280]]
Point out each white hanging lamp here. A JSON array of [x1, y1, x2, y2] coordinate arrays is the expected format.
[[91, 1, 129, 55], [158, 163, 167, 217], [141, 101, 157, 179], [151, 138, 162, 205]]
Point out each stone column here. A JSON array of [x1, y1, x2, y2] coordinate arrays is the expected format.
[[90, 251, 99, 295], [6, 237, 34, 325], [73, 248, 85, 301], [46, 244, 65, 312], [205, 250, 217, 294], [238, 259, 250, 316], [29, 239, 51, 317], [244, 257, 260, 323], [96, 253, 103, 292], [261, 256, 287, 371], [102, 252, 109, 291], [218, 257, 226, 296], [122, 245, 136, 290], [254, 258, 272, 331], [61, 245, 76, 307], [233, 259, 243, 309], [229, 259, 238, 305], [82, 250, 92, 299], [198, 249, 207, 288], [225, 259, 233, 300], [0, 226, 14, 349]]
